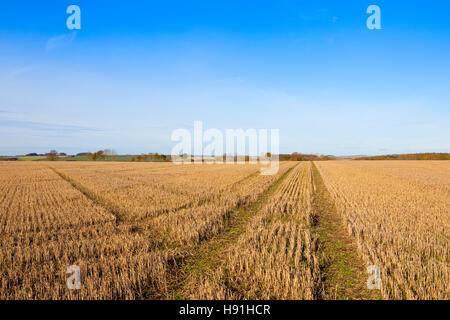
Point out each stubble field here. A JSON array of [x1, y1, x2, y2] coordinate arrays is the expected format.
[[0, 160, 448, 299]]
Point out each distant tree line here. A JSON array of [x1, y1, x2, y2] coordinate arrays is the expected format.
[[31, 150, 338, 162], [356, 153, 450, 160], [168, 153, 335, 162], [85, 149, 118, 161], [49, 149, 170, 162], [280, 153, 336, 161], [0, 157, 18, 161], [131, 153, 168, 162]]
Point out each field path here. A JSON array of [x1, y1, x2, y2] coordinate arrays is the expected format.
[[48, 166, 127, 222], [163, 164, 298, 299], [311, 162, 381, 299]]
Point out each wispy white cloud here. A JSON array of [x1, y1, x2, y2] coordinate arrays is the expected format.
[[45, 32, 77, 54], [9, 66, 35, 77], [0, 119, 102, 133]]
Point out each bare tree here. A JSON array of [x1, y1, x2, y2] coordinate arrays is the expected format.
[[290, 152, 298, 161], [103, 149, 112, 160], [46, 150, 59, 161], [89, 150, 105, 161]]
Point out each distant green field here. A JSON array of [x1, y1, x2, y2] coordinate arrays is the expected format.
[[18, 156, 47, 161]]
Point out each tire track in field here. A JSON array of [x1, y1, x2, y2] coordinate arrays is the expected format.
[[50, 165, 262, 224], [162, 164, 298, 300], [48, 166, 127, 223], [311, 162, 381, 300]]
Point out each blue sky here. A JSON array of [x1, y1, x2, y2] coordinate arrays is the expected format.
[[0, 0, 449, 156]]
